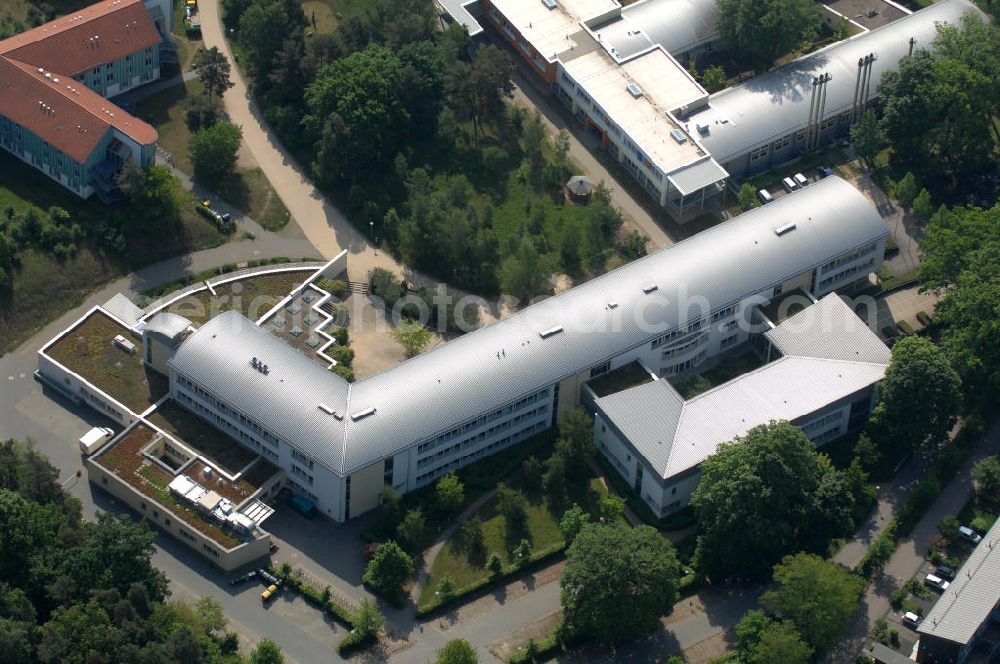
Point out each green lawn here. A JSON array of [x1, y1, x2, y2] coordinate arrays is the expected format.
[[419, 471, 621, 608], [420, 492, 565, 606], [305, 0, 371, 26], [302, 0, 338, 32], [0, 150, 224, 355], [134, 81, 291, 230]]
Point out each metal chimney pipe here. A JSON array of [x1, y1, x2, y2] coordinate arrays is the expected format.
[[852, 58, 864, 122], [908, 37, 916, 57], [806, 76, 820, 151], [815, 73, 830, 151]]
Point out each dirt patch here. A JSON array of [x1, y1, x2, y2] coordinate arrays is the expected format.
[[489, 611, 562, 661]]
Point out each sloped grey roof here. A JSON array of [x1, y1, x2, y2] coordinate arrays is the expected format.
[[172, 177, 886, 476], [667, 156, 728, 196], [435, 0, 483, 36], [595, 294, 890, 478], [765, 293, 891, 365], [169, 311, 350, 474], [103, 293, 144, 327], [918, 517, 1000, 645], [566, 175, 596, 195], [143, 312, 192, 341], [599, 0, 719, 59], [687, 0, 981, 165]]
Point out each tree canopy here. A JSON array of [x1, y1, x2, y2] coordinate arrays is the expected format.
[[190, 121, 242, 187], [868, 336, 962, 455], [878, 14, 1000, 195], [761, 553, 864, 652], [362, 539, 414, 597], [716, 0, 821, 70], [435, 638, 478, 664], [193, 46, 235, 102], [560, 523, 680, 644], [691, 422, 861, 579], [0, 439, 253, 663]]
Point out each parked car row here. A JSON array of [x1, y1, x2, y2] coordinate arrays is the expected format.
[[757, 166, 834, 204]]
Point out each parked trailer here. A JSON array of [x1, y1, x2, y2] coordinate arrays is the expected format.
[[79, 427, 114, 455]]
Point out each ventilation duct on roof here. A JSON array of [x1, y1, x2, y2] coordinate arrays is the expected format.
[[539, 325, 563, 339], [670, 128, 687, 144], [318, 403, 335, 415], [541, 0, 558, 8], [774, 222, 796, 236], [643, 284, 658, 294], [351, 407, 376, 421], [626, 83, 643, 98]]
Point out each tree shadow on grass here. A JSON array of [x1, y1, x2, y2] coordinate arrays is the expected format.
[[214, 171, 251, 213]]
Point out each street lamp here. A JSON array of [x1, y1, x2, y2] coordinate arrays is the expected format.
[[370, 221, 376, 255]]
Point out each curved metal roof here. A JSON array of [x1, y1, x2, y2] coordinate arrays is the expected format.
[[143, 312, 192, 341], [170, 177, 887, 476], [615, 0, 719, 57], [687, 0, 981, 166]]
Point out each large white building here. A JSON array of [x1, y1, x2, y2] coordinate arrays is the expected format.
[[123, 176, 888, 521], [444, 0, 981, 216], [593, 293, 891, 517]]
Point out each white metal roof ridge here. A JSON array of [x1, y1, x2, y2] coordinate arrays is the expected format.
[[595, 294, 891, 479], [169, 177, 887, 476]]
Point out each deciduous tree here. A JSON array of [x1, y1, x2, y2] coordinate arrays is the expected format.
[[561, 523, 680, 643], [363, 540, 414, 597], [716, 0, 821, 70], [761, 553, 864, 651], [190, 121, 242, 187], [391, 319, 432, 357], [436, 638, 478, 664], [193, 46, 234, 102], [868, 336, 962, 455]]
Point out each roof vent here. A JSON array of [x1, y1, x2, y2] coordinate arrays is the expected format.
[[626, 83, 644, 98], [774, 222, 796, 236], [541, 0, 557, 8], [318, 403, 335, 415], [351, 407, 376, 421], [643, 284, 658, 294], [607, 301, 619, 309], [539, 325, 564, 339], [670, 128, 687, 144], [696, 122, 709, 135]]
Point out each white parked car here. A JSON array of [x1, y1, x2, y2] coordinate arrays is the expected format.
[[902, 611, 921, 629], [793, 172, 809, 187], [959, 525, 982, 544], [782, 176, 798, 192], [925, 573, 950, 592]]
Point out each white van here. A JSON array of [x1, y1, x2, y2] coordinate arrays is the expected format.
[[782, 176, 798, 193], [757, 188, 774, 204], [924, 573, 950, 592], [79, 427, 114, 455], [794, 172, 809, 188]]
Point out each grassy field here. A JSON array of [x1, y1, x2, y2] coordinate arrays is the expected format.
[[419, 474, 618, 608], [302, 0, 338, 33], [133, 81, 291, 230], [0, 150, 225, 355]]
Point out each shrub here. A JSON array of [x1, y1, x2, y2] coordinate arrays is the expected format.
[[326, 325, 348, 345]]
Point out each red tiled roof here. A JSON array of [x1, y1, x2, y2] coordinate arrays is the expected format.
[[0, 0, 159, 164], [0, 0, 161, 77], [0, 57, 157, 163]]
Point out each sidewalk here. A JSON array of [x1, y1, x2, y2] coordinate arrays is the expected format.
[[828, 419, 1000, 663]]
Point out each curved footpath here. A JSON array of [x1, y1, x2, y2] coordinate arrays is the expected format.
[[197, 0, 429, 285]]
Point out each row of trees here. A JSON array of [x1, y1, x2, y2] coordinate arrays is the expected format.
[[0, 438, 284, 664], [224, 0, 630, 298], [855, 14, 1000, 203]]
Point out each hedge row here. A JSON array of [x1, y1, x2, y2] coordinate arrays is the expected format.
[[416, 542, 567, 617], [508, 628, 565, 664], [270, 568, 377, 656], [856, 418, 983, 578]]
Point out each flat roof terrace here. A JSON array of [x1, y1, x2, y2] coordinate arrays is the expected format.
[[491, 0, 619, 61], [146, 399, 260, 475], [563, 48, 707, 173], [46, 310, 167, 414], [93, 423, 244, 549], [155, 269, 315, 326]]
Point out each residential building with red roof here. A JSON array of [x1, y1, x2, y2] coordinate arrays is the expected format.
[[0, 0, 171, 200]]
